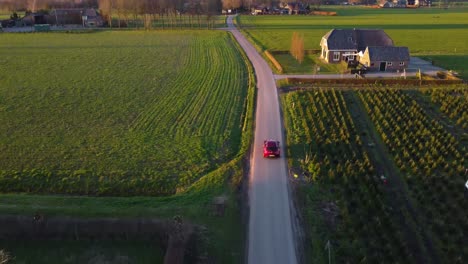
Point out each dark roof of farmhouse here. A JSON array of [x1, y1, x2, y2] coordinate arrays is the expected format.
[[365, 46, 410, 61], [51, 8, 99, 17], [322, 29, 394, 51]]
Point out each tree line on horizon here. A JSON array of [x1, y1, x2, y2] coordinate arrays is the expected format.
[[0, 0, 321, 29], [0, 0, 323, 14], [3, 0, 463, 15]]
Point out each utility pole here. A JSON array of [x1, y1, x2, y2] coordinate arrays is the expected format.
[[54, 9, 58, 26], [325, 240, 331, 264]]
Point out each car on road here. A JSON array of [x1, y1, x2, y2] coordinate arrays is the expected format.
[[263, 140, 280, 158]]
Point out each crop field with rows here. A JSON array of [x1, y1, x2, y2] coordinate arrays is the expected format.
[[282, 86, 467, 263], [358, 88, 467, 262], [239, 6, 468, 78], [422, 87, 468, 130], [0, 31, 250, 196]]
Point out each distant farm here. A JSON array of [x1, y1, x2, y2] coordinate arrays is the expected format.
[[239, 6, 468, 78], [0, 31, 250, 196]]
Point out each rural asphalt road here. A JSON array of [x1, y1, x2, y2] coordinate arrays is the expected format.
[[226, 16, 298, 264]]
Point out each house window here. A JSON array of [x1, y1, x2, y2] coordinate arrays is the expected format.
[[399, 62, 405, 66], [387, 62, 393, 66], [333, 52, 340, 61], [344, 52, 354, 61]]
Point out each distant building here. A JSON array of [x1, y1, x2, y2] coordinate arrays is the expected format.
[[251, 5, 269, 15], [49, 8, 104, 27], [18, 8, 103, 27], [20, 12, 48, 26], [280, 2, 307, 15], [393, 0, 408, 7], [407, 0, 420, 6], [380, 1, 395, 8]]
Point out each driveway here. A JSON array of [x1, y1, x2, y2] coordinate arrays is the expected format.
[[275, 57, 448, 80], [408, 57, 445, 72], [226, 16, 298, 264]]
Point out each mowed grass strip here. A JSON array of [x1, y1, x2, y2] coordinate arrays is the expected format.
[[0, 31, 249, 196], [239, 7, 468, 77]]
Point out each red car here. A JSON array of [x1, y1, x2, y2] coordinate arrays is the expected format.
[[263, 140, 280, 158]]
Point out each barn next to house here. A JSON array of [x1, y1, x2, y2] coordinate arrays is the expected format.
[[20, 8, 104, 27], [359, 46, 410, 72]]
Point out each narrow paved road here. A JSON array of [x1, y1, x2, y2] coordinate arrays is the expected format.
[[226, 16, 298, 264]]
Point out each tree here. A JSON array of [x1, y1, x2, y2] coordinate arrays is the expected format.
[[222, 0, 241, 10], [290, 31, 305, 64], [0, 249, 12, 264], [98, 0, 113, 27]]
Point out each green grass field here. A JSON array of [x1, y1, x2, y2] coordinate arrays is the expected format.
[[0, 30, 255, 262], [239, 6, 468, 78], [272, 52, 346, 74], [0, 31, 248, 196]]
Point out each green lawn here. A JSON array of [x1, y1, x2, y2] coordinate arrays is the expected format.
[[0, 30, 255, 263], [0, 31, 248, 196], [273, 53, 346, 74], [239, 6, 468, 78]]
